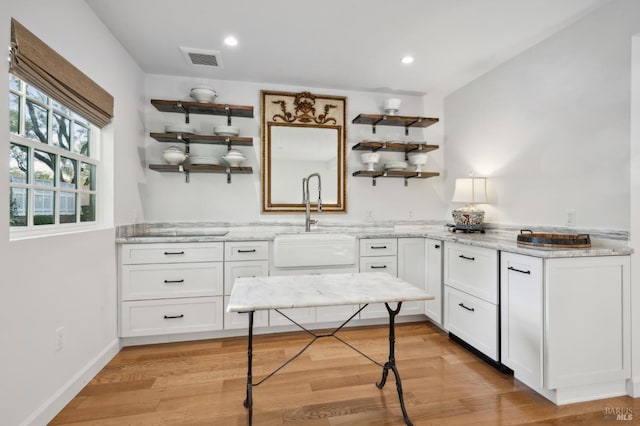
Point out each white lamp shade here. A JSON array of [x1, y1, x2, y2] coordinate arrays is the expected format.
[[451, 177, 488, 204]]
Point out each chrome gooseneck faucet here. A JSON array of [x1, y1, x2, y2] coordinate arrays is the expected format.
[[302, 173, 322, 231]]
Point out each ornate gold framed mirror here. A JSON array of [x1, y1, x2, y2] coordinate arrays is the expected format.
[[261, 90, 347, 213]]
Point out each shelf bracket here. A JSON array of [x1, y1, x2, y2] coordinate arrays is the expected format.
[[177, 102, 190, 124], [226, 138, 231, 151], [225, 105, 232, 126], [371, 117, 384, 135], [226, 167, 232, 184], [372, 177, 377, 187], [404, 177, 409, 187], [404, 118, 420, 136], [179, 166, 190, 184]]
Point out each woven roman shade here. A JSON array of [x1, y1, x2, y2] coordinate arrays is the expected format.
[[9, 18, 114, 128]]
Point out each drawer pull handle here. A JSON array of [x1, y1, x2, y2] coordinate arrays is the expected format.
[[458, 302, 475, 312], [508, 266, 531, 275], [459, 254, 475, 261], [164, 251, 185, 255], [371, 265, 387, 269], [163, 314, 184, 319], [237, 249, 257, 253], [163, 279, 184, 284], [371, 245, 387, 249], [434, 244, 440, 249]]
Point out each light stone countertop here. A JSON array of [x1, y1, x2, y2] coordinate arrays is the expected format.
[[115, 221, 633, 259], [227, 272, 434, 312]]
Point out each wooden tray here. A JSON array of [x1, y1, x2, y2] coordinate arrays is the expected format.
[[517, 230, 591, 248]]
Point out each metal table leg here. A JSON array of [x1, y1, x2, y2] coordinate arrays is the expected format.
[[376, 302, 413, 426], [242, 311, 254, 425]]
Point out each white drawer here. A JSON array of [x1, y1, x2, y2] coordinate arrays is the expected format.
[[121, 243, 223, 264], [225, 241, 269, 261], [121, 297, 223, 337], [443, 242, 498, 304], [359, 256, 397, 276], [224, 296, 269, 330], [224, 260, 269, 295], [360, 238, 397, 257], [121, 262, 223, 301], [444, 285, 498, 361]]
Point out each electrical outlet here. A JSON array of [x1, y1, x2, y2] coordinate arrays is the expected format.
[[55, 327, 64, 352], [566, 209, 576, 226]]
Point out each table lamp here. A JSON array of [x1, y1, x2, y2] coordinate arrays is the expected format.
[[451, 177, 488, 233]]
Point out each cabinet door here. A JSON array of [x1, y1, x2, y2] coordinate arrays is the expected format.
[[445, 285, 498, 361], [544, 256, 630, 389], [444, 242, 498, 304], [501, 252, 543, 388], [425, 239, 443, 326], [224, 260, 269, 296], [397, 238, 426, 316]]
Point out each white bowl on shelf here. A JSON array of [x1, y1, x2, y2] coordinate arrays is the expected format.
[[214, 125, 239, 136], [360, 152, 380, 171], [408, 152, 428, 172], [190, 85, 217, 103], [222, 151, 245, 167], [383, 98, 401, 115], [162, 146, 187, 165]]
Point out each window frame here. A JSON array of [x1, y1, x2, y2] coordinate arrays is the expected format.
[[9, 75, 102, 239]]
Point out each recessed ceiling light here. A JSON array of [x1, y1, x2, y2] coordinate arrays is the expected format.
[[401, 56, 414, 64], [224, 36, 238, 47]]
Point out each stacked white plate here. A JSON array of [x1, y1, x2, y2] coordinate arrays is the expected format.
[[384, 161, 408, 171], [214, 125, 239, 136], [165, 124, 195, 134], [189, 144, 220, 165]]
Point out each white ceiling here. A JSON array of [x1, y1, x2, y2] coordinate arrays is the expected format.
[[86, 0, 611, 96]]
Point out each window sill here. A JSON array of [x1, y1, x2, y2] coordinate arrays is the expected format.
[[10, 223, 114, 241]]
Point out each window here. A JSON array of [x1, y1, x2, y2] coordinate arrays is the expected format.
[[9, 74, 100, 231]]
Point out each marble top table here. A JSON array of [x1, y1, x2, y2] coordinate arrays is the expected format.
[[228, 272, 433, 426], [227, 271, 434, 313]]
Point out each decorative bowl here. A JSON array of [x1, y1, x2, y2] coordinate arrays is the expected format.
[[408, 153, 428, 172], [190, 85, 217, 103], [214, 125, 239, 136], [360, 152, 380, 171], [383, 98, 401, 115], [162, 146, 187, 165], [222, 151, 245, 167]]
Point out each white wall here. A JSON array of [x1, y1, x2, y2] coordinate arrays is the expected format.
[[143, 75, 446, 223], [444, 0, 640, 230], [0, 1, 145, 424]]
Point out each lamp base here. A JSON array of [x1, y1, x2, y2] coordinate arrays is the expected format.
[[451, 206, 485, 233]]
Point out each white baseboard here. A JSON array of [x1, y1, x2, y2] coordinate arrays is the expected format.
[[21, 339, 121, 426], [627, 377, 640, 397]]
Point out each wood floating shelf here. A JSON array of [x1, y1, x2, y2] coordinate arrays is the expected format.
[[149, 164, 252, 184], [352, 170, 439, 187], [151, 99, 254, 118], [352, 113, 439, 135], [352, 141, 439, 153], [150, 132, 253, 146]]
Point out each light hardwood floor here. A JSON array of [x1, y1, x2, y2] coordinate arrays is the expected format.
[[51, 322, 638, 425]]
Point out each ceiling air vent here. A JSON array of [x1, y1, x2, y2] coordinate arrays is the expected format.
[[179, 47, 223, 68]]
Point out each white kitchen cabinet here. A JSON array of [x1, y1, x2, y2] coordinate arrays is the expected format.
[[444, 242, 499, 361], [359, 238, 398, 319], [444, 242, 498, 304], [500, 252, 543, 387], [501, 252, 631, 404], [223, 242, 269, 330], [119, 243, 224, 338], [425, 239, 443, 326], [397, 238, 426, 316]]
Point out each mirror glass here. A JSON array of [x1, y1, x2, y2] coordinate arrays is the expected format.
[[261, 91, 346, 213]]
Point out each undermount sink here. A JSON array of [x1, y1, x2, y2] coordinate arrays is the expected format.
[[273, 233, 357, 268]]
